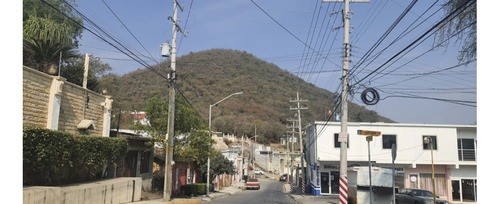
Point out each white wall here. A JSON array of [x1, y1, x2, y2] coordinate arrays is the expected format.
[[309, 122, 476, 167]]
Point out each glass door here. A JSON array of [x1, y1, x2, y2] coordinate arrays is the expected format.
[[321, 172, 329, 193], [330, 171, 339, 194]]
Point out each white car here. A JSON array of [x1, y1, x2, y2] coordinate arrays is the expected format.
[[254, 169, 263, 175]]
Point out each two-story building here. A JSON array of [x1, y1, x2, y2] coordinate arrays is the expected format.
[[305, 122, 476, 203]]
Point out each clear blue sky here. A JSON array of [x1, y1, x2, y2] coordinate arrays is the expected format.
[[74, 0, 477, 125]]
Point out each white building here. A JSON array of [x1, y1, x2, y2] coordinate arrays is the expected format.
[[305, 122, 476, 203]]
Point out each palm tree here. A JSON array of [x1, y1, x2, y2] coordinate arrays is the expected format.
[[23, 0, 82, 74]]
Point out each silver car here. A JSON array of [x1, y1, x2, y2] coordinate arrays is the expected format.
[[396, 188, 449, 204]]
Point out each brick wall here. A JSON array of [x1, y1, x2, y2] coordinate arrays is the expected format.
[[23, 66, 111, 136]]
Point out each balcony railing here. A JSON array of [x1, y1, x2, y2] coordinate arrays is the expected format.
[[458, 149, 476, 161]]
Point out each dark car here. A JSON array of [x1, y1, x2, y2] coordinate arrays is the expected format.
[[396, 188, 449, 204], [279, 174, 289, 181]]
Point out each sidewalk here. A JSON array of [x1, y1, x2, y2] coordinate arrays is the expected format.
[[125, 183, 243, 204], [285, 183, 339, 204]]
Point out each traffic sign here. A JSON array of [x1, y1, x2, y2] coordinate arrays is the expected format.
[[357, 130, 381, 136], [338, 132, 348, 143]]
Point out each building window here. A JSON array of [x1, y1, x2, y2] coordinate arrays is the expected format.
[[422, 135, 437, 150], [334, 133, 349, 148], [382, 134, 397, 149], [458, 138, 476, 161]]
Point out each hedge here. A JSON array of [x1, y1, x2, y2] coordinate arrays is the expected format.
[[180, 183, 213, 196], [23, 125, 128, 186]]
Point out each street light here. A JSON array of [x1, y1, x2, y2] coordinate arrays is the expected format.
[[424, 136, 437, 204], [207, 91, 243, 197]]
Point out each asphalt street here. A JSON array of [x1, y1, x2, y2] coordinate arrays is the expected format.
[[209, 178, 294, 204]]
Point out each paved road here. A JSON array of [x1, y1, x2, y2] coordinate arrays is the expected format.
[[209, 178, 294, 204]]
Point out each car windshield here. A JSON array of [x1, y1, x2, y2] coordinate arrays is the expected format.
[[249, 179, 258, 182], [413, 190, 434, 197]]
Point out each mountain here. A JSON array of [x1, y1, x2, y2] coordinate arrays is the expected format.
[[100, 49, 394, 143]]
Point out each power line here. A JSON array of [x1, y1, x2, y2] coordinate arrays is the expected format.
[[351, 0, 476, 87], [41, 0, 169, 80], [100, 0, 160, 65], [251, 0, 342, 81], [349, 0, 419, 78]]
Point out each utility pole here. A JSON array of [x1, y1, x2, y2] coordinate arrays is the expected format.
[[322, 1, 369, 203], [290, 92, 307, 194], [286, 117, 298, 185], [163, 0, 186, 201], [83, 53, 90, 89]]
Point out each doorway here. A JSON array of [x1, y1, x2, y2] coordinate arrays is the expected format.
[[321, 172, 329, 193], [330, 171, 339, 194]]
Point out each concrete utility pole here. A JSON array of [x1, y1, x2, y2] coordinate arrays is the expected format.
[[163, 0, 186, 201], [83, 53, 90, 89], [322, 0, 369, 203], [290, 92, 307, 194]]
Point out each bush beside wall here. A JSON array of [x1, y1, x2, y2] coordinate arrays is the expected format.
[[23, 125, 128, 186], [180, 183, 214, 196]]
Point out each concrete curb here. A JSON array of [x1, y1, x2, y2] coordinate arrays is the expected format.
[[168, 199, 202, 204]]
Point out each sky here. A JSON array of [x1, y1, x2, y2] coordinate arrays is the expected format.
[[6, 1, 500, 200], [72, 0, 477, 126]]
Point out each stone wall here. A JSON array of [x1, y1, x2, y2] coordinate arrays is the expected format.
[[23, 66, 112, 136], [23, 67, 51, 127], [23, 177, 142, 204]]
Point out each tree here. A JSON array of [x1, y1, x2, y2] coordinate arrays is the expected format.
[[143, 95, 204, 148], [435, 0, 476, 62], [61, 54, 112, 92], [198, 151, 235, 183], [23, 0, 83, 73]]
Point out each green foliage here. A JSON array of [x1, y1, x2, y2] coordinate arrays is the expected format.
[[180, 183, 213, 196], [61, 54, 112, 92], [23, 0, 83, 72], [23, 125, 128, 186], [174, 130, 214, 165], [198, 151, 236, 182], [142, 95, 204, 149]]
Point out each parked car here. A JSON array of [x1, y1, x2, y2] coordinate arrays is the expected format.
[[246, 178, 260, 190], [254, 169, 263, 175], [396, 188, 449, 204], [279, 174, 289, 181]]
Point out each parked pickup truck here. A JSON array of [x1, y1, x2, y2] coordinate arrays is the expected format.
[[246, 178, 260, 190]]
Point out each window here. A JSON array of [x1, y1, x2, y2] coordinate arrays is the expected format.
[[422, 136, 437, 150], [382, 134, 397, 149], [334, 133, 349, 148], [458, 138, 476, 161]]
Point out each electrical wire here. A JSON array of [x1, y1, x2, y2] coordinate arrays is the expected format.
[[350, 0, 419, 78], [41, 0, 169, 80], [100, 0, 160, 65], [351, 0, 476, 88]]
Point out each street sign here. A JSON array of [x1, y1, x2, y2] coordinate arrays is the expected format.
[[357, 130, 381, 136], [338, 132, 348, 143], [391, 143, 397, 160]]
